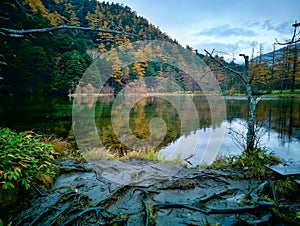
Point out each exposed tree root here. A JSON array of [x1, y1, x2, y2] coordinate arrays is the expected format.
[[61, 207, 100, 226], [195, 188, 239, 204], [154, 202, 208, 214], [208, 202, 275, 214], [238, 213, 273, 225], [15, 181, 276, 225], [10, 161, 299, 226]]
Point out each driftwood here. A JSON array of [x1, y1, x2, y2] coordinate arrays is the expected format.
[[14, 190, 88, 226], [54, 160, 94, 173], [143, 200, 150, 226]]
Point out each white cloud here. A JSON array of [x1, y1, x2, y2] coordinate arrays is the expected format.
[[196, 25, 257, 37]]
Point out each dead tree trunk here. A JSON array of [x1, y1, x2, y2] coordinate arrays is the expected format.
[[204, 50, 256, 152], [241, 54, 256, 152]]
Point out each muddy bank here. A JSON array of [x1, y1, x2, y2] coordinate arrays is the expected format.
[[5, 159, 300, 225]]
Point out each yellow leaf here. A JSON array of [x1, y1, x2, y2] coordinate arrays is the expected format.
[[38, 164, 47, 169], [7, 154, 16, 158], [14, 167, 22, 173], [18, 161, 29, 167]]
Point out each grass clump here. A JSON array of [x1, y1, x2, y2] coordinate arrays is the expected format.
[[231, 148, 281, 178], [274, 177, 299, 200], [82, 147, 114, 161], [119, 149, 161, 161], [209, 148, 281, 179], [40, 135, 82, 160], [209, 155, 232, 170]]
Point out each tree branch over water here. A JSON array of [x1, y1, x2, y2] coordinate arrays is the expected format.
[[204, 49, 257, 152], [204, 49, 247, 84], [0, 25, 140, 38]]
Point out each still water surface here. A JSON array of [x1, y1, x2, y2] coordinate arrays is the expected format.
[[1, 95, 299, 164]]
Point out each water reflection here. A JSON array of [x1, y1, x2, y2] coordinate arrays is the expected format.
[[1, 95, 299, 163], [161, 96, 300, 164], [0, 96, 72, 136], [91, 95, 300, 163], [161, 118, 300, 167]]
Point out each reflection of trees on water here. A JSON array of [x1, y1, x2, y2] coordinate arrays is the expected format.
[[97, 96, 183, 155], [226, 97, 300, 141], [75, 96, 299, 156], [95, 95, 226, 155], [270, 97, 300, 140]]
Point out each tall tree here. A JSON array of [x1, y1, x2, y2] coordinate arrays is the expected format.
[[276, 21, 300, 93], [250, 44, 272, 91]]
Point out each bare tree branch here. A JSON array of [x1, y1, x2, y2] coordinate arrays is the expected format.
[[275, 21, 300, 45], [275, 38, 300, 45], [204, 48, 259, 152], [0, 54, 6, 66], [0, 25, 140, 38], [204, 49, 247, 84], [13, 0, 32, 13], [292, 22, 300, 27], [0, 15, 9, 21]]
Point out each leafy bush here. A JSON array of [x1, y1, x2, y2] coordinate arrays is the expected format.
[[0, 128, 59, 190], [274, 178, 299, 200]]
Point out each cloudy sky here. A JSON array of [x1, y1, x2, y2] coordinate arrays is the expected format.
[[109, 0, 299, 62]]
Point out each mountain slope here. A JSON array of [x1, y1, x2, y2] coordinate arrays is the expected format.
[[254, 43, 300, 64], [0, 0, 175, 95]]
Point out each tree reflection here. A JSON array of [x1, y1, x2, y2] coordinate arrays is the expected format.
[[93, 96, 300, 156]]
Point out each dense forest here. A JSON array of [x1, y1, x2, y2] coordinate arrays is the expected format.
[[0, 0, 299, 96], [0, 0, 174, 95]]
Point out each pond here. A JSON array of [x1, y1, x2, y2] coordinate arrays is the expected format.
[[1, 95, 299, 165]]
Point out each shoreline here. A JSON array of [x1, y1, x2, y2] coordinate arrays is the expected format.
[[68, 92, 300, 97]]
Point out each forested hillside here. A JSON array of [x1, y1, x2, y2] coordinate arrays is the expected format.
[[0, 0, 299, 96], [0, 0, 175, 95], [249, 43, 300, 93]]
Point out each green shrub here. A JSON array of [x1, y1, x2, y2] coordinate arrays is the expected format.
[[274, 177, 299, 200], [0, 128, 59, 191]]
